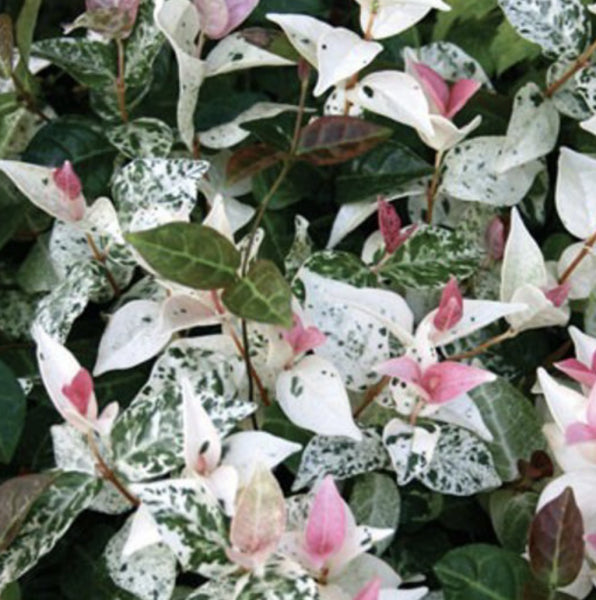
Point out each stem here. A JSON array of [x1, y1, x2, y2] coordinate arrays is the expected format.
[[448, 328, 518, 361], [10, 72, 50, 122], [559, 229, 596, 284], [353, 376, 390, 418], [426, 150, 443, 224], [115, 37, 128, 123], [409, 399, 425, 426], [87, 431, 139, 507], [545, 38, 596, 98], [85, 233, 121, 296]]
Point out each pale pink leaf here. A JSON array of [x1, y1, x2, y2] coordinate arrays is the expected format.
[[565, 422, 596, 445], [305, 476, 346, 568], [433, 276, 463, 331], [421, 361, 496, 404], [446, 79, 481, 119], [375, 356, 421, 384], [282, 314, 327, 356], [484, 216, 506, 261], [586, 532, 596, 550], [194, 0, 229, 38], [544, 281, 571, 308], [225, 0, 259, 35], [412, 62, 449, 116], [554, 358, 596, 388], [353, 577, 382, 600]]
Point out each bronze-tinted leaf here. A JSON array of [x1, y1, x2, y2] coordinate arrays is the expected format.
[[226, 144, 286, 184], [528, 487, 584, 588], [517, 450, 554, 483], [0, 473, 56, 551], [296, 116, 392, 166], [0, 14, 14, 79], [240, 27, 301, 62]]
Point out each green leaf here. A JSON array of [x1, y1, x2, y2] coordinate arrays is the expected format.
[[489, 20, 541, 75], [528, 487, 584, 589], [489, 490, 539, 553], [335, 140, 433, 204], [127, 223, 241, 290], [379, 227, 480, 290], [0, 360, 26, 464], [15, 0, 41, 68], [433, 0, 497, 40], [222, 259, 292, 327], [471, 377, 546, 481], [296, 116, 392, 166], [0, 472, 100, 587], [300, 251, 376, 288], [435, 544, 532, 600], [106, 118, 174, 159]]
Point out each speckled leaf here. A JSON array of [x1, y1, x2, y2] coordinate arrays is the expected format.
[[130, 479, 227, 574], [379, 226, 480, 290], [111, 337, 252, 482], [440, 137, 543, 205], [546, 59, 596, 120], [470, 377, 546, 481], [127, 223, 241, 290], [300, 251, 376, 288], [222, 259, 292, 328], [0, 472, 100, 587], [105, 516, 177, 600], [32, 38, 115, 88], [187, 577, 239, 600], [112, 158, 209, 233], [495, 83, 560, 173], [420, 424, 501, 496], [497, 0, 590, 58], [284, 215, 313, 280], [107, 118, 174, 158], [293, 429, 391, 491]]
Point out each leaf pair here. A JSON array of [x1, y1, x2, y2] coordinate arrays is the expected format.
[[127, 222, 292, 328]]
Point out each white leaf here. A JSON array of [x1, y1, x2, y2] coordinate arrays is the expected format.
[[347, 71, 434, 137], [569, 325, 596, 368], [557, 242, 596, 300], [555, 147, 596, 240], [276, 354, 362, 440], [205, 31, 294, 77], [122, 505, 164, 558], [506, 283, 569, 332], [427, 394, 494, 442], [314, 28, 382, 97], [418, 114, 481, 152], [495, 83, 560, 173], [536, 367, 587, 432]]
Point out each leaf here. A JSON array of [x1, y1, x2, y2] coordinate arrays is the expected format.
[[293, 429, 391, 491], [435, 544, 532, 600], [335, 140, 433, 204], [379, 226, 480, 290], [0, 360, 26, 464], [226, 144, 286, 184], [497, 0, 590, 58], [15, 0, 42, 69], [127, 223, 241, 290], [239, 27, 302, 62], [300, 251, 376, 288], [489, 490, 539, 553], [222, 259, 292, 327], [0, 472, 100, 586], [471, 377, 546, 481], [107, 118, 174, 159], [489, 20, 541, 76], [296, 116, 392, 166], [528, 487, 584, 588]]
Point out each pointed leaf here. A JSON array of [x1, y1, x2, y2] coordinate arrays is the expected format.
[[222, 259, 292, 327], [226, 143, 286, 184], [0, 361, 26, 464]]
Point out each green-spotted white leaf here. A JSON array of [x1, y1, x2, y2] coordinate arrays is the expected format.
[[105, 516, 177, 600], [470, 377, 546, 481], [284, 215, 313, 281], [378, 226, 480, 290], [0, 472, 100, 586], [130, 479, 227, 574], [111, 336, 252, 482], [546, 59, 596, 120], [222, 259, 292, 328], [127, 223, 241, 290], [495, 83, 560, 173], [112, 158, 209, 233], [154, 0, 206, 150], [300, 250, 376, 288], [107, 118, 174, 158], [293, 429, 391, 491], [187, 577, 239, 600], [420, 424, 502, 496], [440, 136, 543, 205], [497, 0, 590, 58]]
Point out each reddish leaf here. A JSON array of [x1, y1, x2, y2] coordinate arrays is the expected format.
[[528, 487, 584, 588], [296, 116, 392, 166], [517, 450, 554, 482], [226, 144, 286, 184]]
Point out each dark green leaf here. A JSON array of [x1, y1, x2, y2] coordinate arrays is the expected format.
[[528, 487, 584, 588], [241, 111, 296, 150], [296, 116, 393, 166], [126, 222, 241, 290], [490, 490, 539, 553], [222, 259, 292, 327], [0, 360, 27, 464], [435, 544, 532, 600]]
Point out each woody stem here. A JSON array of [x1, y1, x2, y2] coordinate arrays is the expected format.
[[353, 376, 390, 418], [448, 328, 518, 361], [558, 229, 596, 284], [545, 38, 596, 98], [426, 150, 444, 224], [85, 233, 120, 296]]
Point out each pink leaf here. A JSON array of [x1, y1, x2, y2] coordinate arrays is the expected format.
[[304, 476, 347, 568], [376, 356, 421, 384], [433, 276, 463, 331], [587, 385, 596, 428], [195, 0, 258, 39], [565, 422, 596, 445], [554, 358, 596, 388], [282, 314, 327, 356], [586, 532, 596, 551], [225, 0, 259, 34], [378, 198, 402, 254], [421, 361, 496, 404], [412, 62, 449, 116], [61, 368, 94, 416], [52, 161, 86, 221], [544, 281, 571, 308], [484, 216, 506, 261], [445, 79, 481, 119], [353, 577, 382, 600]]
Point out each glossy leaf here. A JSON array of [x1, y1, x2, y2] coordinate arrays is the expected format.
[[0, 360, 26, 464], [226, 143, 286, 184], [127, 223, 241, 290], [528, 487, 584, 588], [222, 259, 292, 327], [296, 116, 392, 166]]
